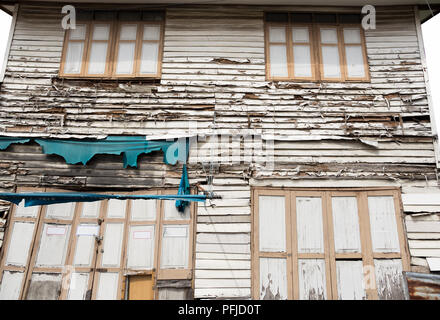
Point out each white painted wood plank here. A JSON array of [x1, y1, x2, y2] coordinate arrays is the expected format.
[[406, 221, 440, 233], [81, 201, 101, 218], [368, 196, 400, 253], [73, 224, 98, 267], [196, 259, 250, 270], [194, 288, 250, 298], [296, 197, 324, 254], [259, 257, 287, 300], [107, 200, 127, 219], [195, 278, 250, 288], [14, 201, 39, 218], [127, 225, 155, 269], [164, 199, 190, 220], [45, 202, 75, 220], [426, 258, 440, 271], [67, 273, 89, 300], [161, 225, 189, 268], [96, 273, 119, 300], [0, 271, 24, 300], [331, 197, 362, 253], [336, 261, 366, 300], [101, 223, 124, 268], [298, 259, 327, 300], [374, 259, 405, 300], [5, 221, 35, 267], [258, 195, 286, 253], [35, 224, 70, 268], [196, 223, 250, 233], [195, 269, 251, 279], [130, 199, 156, 221]]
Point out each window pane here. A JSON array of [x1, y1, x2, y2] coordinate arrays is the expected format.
[[332, 197, 361, 253], [0, 271, 24, 300], [70, 24, 86, 40], [64, 42, 84, 74], [131, 199, 156, 221], [298, 259, 327, 300], [26, 273, 62, 300], [92, 24, 110, 40], [259, 196, 286, 252], [88, 42, 108, 74], [46, 202, 75, 220], [374, 259, 405, 300], [268, 27, 286, 43], [73, 224, 99, 267], [116, 42, 136, 74], [67, 273, 89, 300], [120, 24, 137, 40], [81, 201, 101, 218], [296, 197, 324, 253], [35, 224, 71, 267], [107, 199, 127, 218], [320, 28, 338, 44], [368, 196, 400, 253], [161, 225, 189, 269], [96, 273, 119, 300], [269, 44, 288, 78], [345, 46, 366, 78], [127, 225, 155, 269], [101, 223, 124, 267], [259, 258, 288, 300], [293, 45, 312, 78], [140, 42, 159, 74], [343, 28, 361, 44], [143, 25, 160, 40], [164, 199, 190, 220], [292, 27, 309, 43], [336, 261, 366, 300], [322, 46, 341, 78], [14, 202, 39, 218], [6, 222, 35, 266]]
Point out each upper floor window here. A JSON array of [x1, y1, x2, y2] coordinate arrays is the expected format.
[[60, 10, 164, 79], [265, 12, 370, 82]]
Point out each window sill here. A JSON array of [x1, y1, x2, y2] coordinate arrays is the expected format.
[[55, 75, 161, 83]]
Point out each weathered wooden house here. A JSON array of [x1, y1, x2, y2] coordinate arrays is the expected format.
[[0, 0, 439, 300]]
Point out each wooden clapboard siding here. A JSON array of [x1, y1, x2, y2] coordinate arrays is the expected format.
[[0, 4, 438, 300], [402, 192, 440, 273]]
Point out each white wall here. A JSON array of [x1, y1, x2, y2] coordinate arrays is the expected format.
[[422, 14, 440, 143], [0, 10, 12, 76]]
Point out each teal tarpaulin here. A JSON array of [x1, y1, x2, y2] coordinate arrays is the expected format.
[[0, 137, 30, 150], [0, 192, 206, 207], [35, 136, 188, 168], [0, 136, 188, 168], [0, 136, 194, 211]]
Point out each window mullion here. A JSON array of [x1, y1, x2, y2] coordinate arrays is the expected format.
[[338, 26, 348, 81], [133, 22, 143, 77], [324, 191, 338, 300], [286, 25, 294, 80], [358, 192, 379, 300], [80, 22, 93, 77]]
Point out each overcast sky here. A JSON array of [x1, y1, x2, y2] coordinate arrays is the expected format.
[[0, 9, 439, 134]]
